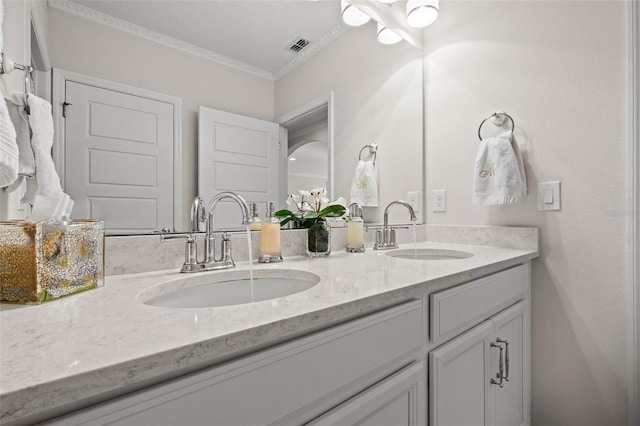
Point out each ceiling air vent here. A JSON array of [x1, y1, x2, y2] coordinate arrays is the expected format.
[[287, 37, 311, 54]]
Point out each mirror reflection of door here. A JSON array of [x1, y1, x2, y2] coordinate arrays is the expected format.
[[284, 105, 328, 196], [53, 69, 182, 235]]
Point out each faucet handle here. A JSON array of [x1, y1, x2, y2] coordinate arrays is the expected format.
[[220, 232, 233, 263]]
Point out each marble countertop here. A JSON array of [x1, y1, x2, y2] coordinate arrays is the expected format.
[[0, 240, 538, 424]]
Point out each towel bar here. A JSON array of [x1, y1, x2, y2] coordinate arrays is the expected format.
[[1, 53, 35, 113], [358, 143, 378, 164], [478, 111, 515, 141]]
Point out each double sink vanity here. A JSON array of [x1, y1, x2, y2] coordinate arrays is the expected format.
[[0, 225, 538, 425]]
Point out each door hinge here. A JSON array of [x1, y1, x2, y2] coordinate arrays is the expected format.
[[62, 102, 72, 118]]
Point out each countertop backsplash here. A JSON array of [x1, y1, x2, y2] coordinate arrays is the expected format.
[[105, 224, 538, 276]]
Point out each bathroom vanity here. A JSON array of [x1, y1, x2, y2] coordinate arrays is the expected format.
[[0, 229, 537, 426]]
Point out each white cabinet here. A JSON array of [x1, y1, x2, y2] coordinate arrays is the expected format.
[[308, 362, 426, 426], [44, 300, 424, 426], [429, 301, 529, 426], [40, 263, 531, 426], [493, 301, 529, 426]]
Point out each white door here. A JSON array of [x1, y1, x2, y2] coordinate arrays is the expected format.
[[429, 320, 494, 426], [198, 107, 280, 229], [64, 80, 176, 234], [493, 302, 528, 426]]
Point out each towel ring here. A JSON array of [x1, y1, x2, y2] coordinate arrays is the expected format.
[[478, 111, 515, 141], [358, 144, 378, 164]]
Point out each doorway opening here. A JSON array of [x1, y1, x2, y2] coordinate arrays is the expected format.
[[277, 92, 334, 204]]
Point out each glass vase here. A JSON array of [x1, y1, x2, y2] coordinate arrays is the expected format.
[[306, 218, 331, 257]]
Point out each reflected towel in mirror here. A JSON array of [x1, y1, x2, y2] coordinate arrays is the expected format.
[[5, 94, 34, 176], [350, 160, 378, 207]]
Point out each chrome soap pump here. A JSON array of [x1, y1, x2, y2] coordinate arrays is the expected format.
[[248, 202, 262, 231], [259, 201, 283, 263], [346, 202, 365, 253]]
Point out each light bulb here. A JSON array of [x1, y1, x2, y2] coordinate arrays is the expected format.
[[406, 0, 439, 28], [377, 23, 402, 45], [341, 0, 371, 27]]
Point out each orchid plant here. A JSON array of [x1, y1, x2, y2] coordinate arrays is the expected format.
[[276, 188, 346, 228]]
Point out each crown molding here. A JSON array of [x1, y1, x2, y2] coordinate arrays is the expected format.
[[48, 0, 274, 81]]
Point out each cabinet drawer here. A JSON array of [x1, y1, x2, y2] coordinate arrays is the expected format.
[[430, 264, 528, 343], [45, 300, 423, 426]]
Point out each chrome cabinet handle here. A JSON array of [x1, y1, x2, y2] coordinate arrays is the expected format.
[[490, 341, 504, 387], [497, 338, 510, 381]]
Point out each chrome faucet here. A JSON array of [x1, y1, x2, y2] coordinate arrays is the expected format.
[[165, 192, 251, 273], [373, 200, 417, 250], [202, 192, 251, 268]]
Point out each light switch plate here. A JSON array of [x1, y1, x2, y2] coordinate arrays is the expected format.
[[537, 181, 561, 211], [432, 189, 447, 212]]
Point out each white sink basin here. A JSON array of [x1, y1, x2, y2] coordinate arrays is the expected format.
[[386, 248, 473, 260], [139, 269, 320, 308]]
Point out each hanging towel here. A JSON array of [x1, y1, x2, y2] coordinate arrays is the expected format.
[[6, 94, 35, 176], [0, 0, 19, 188], [350, 160, 378, 207], [473, 131, 527, 205], [0, 94, 17, 188], [25, 94, 73, 220]]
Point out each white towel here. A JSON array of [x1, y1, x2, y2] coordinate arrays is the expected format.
[[0, 1, 19, 188], [0, 95, 17, 188], [473, 131, 527, 205], [350, 160, 378, 207], [25, 94, 74, 220], [6, 94, 35, 176], [0, 1, 18, 190]]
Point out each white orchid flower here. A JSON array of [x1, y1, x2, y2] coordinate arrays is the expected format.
[[286, 193, 301, 211]]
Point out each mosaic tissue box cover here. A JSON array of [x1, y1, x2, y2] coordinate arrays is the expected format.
[[0, 220, 104, 303]]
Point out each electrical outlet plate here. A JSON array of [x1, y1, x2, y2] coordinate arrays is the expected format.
[[432, 189, 446, 212], [407, 191, 421, 213]]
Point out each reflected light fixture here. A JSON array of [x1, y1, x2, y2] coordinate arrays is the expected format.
[[376, 23, 402, 45], [406, 0, 439, 28], [377, 0, 397, 3], [341, 0, 371, 26]]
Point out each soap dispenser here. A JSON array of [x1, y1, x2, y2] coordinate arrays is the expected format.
[[346, 203, 365, 253], [248, 202, 262, 231], [259, 201, 283, 263]]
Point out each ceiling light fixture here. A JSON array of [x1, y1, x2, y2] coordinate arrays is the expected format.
[[376, 22, 402, 45], [406, 0, 439, 28], [341, 0, 371, 27]]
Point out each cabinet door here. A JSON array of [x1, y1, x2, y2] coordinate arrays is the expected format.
[[307, 362, 426, 426], [493, 301, 528, 426], [429, 321, 495, 426]]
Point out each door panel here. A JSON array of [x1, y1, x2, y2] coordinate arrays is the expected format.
[[493, 301, 527, 426], [198, 107, 279, 230], [429, 321, 493, 426], [64, 80, 175, 234]]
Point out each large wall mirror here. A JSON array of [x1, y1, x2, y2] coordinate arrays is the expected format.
[[14, 0, 424, 234]]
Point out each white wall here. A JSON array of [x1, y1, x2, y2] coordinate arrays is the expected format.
[[423, 1, 629, 424], [275, 23, 424, 225], [46, 8, 275, 230]]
